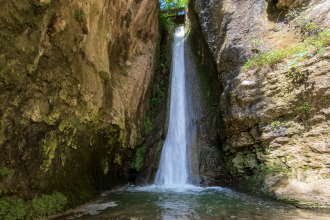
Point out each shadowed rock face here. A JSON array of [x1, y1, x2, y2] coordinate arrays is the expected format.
[[192, 0, 330, 208], [0, 0, 159, 203], [191, 0, 268, 79]]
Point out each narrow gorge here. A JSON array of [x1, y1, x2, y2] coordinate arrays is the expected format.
[[0, 0, 330, 219]]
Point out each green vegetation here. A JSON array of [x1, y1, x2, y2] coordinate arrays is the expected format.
[[270, 120, 282, 130], [29, 193, 67, 218], [250, 38, 263, 52], [0, 199, 26, 220], [98, 71, 109, 81], [243, 29, 330, 71], [144, 117, 154, 133], [0, 168, 13, 177], [259, 165, 290, 174], [160, 14, 176, 32], [0, 192, 67, 220], [297, 101, 311, 113], [131, 145, 147, 171], [74, 9, 85, 23], [295, 18, 322, 36], [284, 1, 310, 22], [159, 0, 187, 32], [160, 0, 188, 10], [286, 65, 306, 84]]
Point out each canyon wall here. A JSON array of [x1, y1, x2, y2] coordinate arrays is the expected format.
[[192, 0, 330, 208], [0, 0, 159, 205]]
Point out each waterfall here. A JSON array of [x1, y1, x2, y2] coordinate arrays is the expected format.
[[155, 26, 189, 186]]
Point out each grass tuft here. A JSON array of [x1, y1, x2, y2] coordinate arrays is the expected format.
[[243, 28, 330, 71]]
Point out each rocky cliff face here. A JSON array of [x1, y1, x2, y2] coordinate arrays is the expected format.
[[0, 0, 159, 204], [192, 0, 330, 208]]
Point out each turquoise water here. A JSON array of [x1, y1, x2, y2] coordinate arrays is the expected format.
[[60, 186, 330, 220]]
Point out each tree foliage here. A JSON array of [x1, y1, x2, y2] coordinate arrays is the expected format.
[[160, 0, 188, 10]]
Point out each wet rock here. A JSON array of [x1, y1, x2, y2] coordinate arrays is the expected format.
[[0, 0, 159, 204], [230, 132, 255, 148], [193, 0, 330, 208]]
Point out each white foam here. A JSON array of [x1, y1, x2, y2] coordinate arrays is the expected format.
[[128, 184, 226, 194]]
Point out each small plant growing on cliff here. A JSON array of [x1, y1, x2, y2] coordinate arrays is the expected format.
[[270, 120, 282, 130], [297, 101, 311, 113], [251, 39, 262, 46], [160, 14, 175, 32], [98, 71, 109, 81], [286, 66, 306, 84], [74, 9, 85, 23], [296, 18, 322, 36], [250, 38, 263, 52], [285, 8, 300, 21]]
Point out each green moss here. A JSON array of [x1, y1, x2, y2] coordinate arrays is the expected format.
[[41, 131, 58, 172], [98, 71, 110, 81], [0, 192, 67, 220], [131, 145, 147, 171], [0, 168, 14, 177], [243, 28, 330, 70], [144, 117, 153, 133]]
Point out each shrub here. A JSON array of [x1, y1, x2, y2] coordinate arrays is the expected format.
[[160, 14, 176, 32], [0, 199, 27, 220], [0, 193, 67, 220], [29, 192, 67, 219]]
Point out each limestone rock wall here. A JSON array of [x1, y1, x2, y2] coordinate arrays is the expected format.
[[192, 0, 330, 207], [0, 0, 159, 203]]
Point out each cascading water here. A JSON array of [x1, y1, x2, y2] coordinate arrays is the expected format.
[[155, 26, 189, 186]]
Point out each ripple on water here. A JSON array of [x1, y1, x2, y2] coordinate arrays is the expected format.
[[62, 186, 330, 220]]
